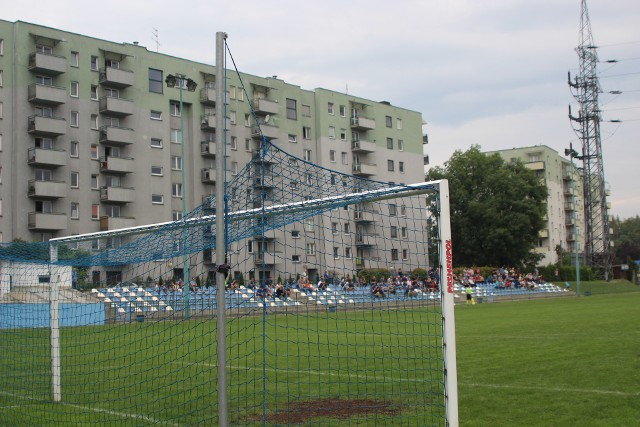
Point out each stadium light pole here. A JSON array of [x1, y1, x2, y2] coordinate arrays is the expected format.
[[564, 143, 581, 296], [166, 73, 197, 318]]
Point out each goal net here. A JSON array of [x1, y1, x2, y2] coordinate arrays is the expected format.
[[0, 139, 456, 426]]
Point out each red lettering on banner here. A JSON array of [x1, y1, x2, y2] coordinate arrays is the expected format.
[[445, 240, 453, 294]]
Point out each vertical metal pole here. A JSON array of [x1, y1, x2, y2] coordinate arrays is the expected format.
[[215, 31, 228, 427], [438, 179, 459, 427], [49, 244, 61, 402], [180, 79, 190, 320]]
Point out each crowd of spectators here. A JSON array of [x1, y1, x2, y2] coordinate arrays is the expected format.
[[456, 266, 546, 291]]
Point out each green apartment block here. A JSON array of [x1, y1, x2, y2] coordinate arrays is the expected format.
[[0, 21, 428, 283], [486, 145, 593, 265]]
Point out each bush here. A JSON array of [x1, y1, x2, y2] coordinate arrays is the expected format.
[[357, 269, 392, 283]]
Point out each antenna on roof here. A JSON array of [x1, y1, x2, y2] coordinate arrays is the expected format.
[[152, 27, 160, 52]]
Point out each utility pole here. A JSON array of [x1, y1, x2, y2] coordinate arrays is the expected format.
[[568, 0, 612, 280]]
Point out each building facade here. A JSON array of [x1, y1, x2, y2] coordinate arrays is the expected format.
[[0, 21, 428, 284], [486, 145, 591, 266]]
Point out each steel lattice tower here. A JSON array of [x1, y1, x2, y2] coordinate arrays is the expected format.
[[568, 0, 611, 278]]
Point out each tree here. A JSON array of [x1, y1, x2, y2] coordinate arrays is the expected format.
[[426, 146, 547, 267], [611, 215, 640, 263]]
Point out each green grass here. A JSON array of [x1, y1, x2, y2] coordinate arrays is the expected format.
[[1, 288, 639, 426]]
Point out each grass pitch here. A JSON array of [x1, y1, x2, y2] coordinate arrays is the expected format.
[[1, 286, 638, 426]]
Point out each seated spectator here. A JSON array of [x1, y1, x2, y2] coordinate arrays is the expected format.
[[372, 284, 385, 298]]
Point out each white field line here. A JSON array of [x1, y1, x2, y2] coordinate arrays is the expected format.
[[177, 361, 640, 397], [0, 390, 182, 426]]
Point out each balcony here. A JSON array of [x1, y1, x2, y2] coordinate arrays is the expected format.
[[352, 163, 377, 177], [28, 179, 67, 199], [28, 212, 67, 231], [350, 116, 376, 131], [525, 161, 545, 171], [200, 114, 216, 130], [99, 126, 135, 146], [252, 175, 275, 189], [200, 141, 217, 158], [99, 96, 134, 116], [201, 168, 216, 184], [99, 67, 134, 88], [539, 229, 549, 239], [100, 156, 134, 174], [253, 252, 279, 265], [28, 52, 67, 75], [354, 210, 375, 222], [28, 147, 67, 167], [351, 139, 376, 153], [200, 88, 217, 106], [564, 202, 575, 211], [252, 98, 279, 116], [251, 124, 279, 140], [28, 83, 66, 105], [28, 115, 67, 136], [99, 216, 136, 231], [100, 186, 135, 203], [355, 233, 377, 247]]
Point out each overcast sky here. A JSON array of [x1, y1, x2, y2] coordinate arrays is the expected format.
[[5, 0, 640, 219]]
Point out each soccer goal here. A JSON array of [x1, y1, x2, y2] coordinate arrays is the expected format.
[[0, 141, 456, 426]]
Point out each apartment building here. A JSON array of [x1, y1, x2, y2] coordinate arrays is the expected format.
[[0, 21, 428, 284], [486, 145, 592, 265]]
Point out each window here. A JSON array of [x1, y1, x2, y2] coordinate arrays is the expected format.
[[171, 156, 182, 171], [169, 101, 181, 117], [397, 118, 403, 130], [340, 129, 347, 141], [390, 226, 398, 238], [292, 255, 301, 263], [90, 144, 99, 160], [90, 114, 99, 129], [327, 102, 334, 115], [90, 55, 98, 71], [400, 205, 407, 217], [172, 211, 183, 221], [91, 204, 100, 220], [70, 203, 79, 219], [0, 39, 3, 55], [288, 134, 297, 143], [303, 126, 311, 140], [391, 249, 399, 261], [172, 183, 183, 198], [305, 218, 314, 232], [291, 230, 300, 238], [152, 194, 164, 204], [339, 105, 346, 117], [387, 138, 393, 149], [330, 174, 336, 185], [70, 171, 79, 188], [385, 116, 392, 128], [35, 200, 53, 214], [303, 149, 312, 162], [399, 161, 404, 173], [305, 173, 313, 185], [35, 137, 53, 149], [70, 141, 79, 158], [244, 114, 251, 126], [229, 111, 236, 125], [306, 242, 316, 256], [286, 98, 297, 120], [70, 51, 79, 67], [150, 110, 162, 120], [231, 161, 238, 175], [70, 111, 79, 127], [91, 174, 99, 189], [148, 68, 163, 93], [228, 85, 236, 99], [344, 222, 351, 234], [332, 222, 338, 234], [170, 129, 182, 144], [151, 166, 163, 176], [302, 104, 311, 117], [0, 71, 3, 87], [35, 168, 52, 181], [103, 205, 120, 218], [329, 150, 336, 162], [389, 204, 397, 216], [69, 81, 79, 97], [402, 249, 408, 260], [150, 138, 162, 148], [401, 226, 408, 239], [230, 136, 237, 150], [333, 247, 340, 259], [387, 160, 395, 171], [398, 139, 404, 151], [244, 138, 251, 152], [329, 126, 336, 139], [90, 85, 98, 100], [341, 152, 348, 165]]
